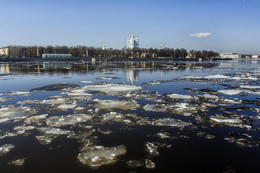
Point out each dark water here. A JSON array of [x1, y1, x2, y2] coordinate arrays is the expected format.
[[0, 59, 260, 173]]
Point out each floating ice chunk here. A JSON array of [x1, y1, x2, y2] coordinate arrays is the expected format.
[[220, 98, 242, 104], [224, 132, 258, 148], [155, 132, 172, 139], [0, 144, 15, 155], [143, 104, 167, 112], [197, 132, 215, 139], [68, 130, 95, 140], [0, 132, 18, 140], [0, 97, 12, 102], [14, 125, 35, 131], [202, 94, 219, 99], [126, 160, 144, 168], [40, 98, 66, 105], [205, 74, 230, 79], [240, 85, 260, 89], [57, 103, 77, 110], [95, 100, 139, 110], [8, 158, 26, 166], [37, 127, 71, 135], [0, 106, 32, 123], [218, 90, 242, 95], [46, 114, 92, 127], [169, 103, 204, 116], [84, 84, 141, 95], [36, 127, 71, 144], [65, 89, 92, 96], [152, 118, 192, 128], [78, 145, 126, 168], [145, 159, 156, 169], [145, 142, 159, 157], [0, 91, 30, 96], [147, 80, 161, 85], [36, 135, 57, 145], [25, 114, 48, 124], [210, 117, 242, 124], [168, 94, 192, 100], [81, 81, 92, 84]]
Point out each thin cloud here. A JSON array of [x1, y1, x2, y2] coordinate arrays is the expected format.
[[189, 32, 212, 38]]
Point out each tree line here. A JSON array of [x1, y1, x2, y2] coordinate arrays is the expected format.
[[4, 45, 219, 59]]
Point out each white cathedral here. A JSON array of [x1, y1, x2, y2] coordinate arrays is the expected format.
[[127, 33, 139, 49]]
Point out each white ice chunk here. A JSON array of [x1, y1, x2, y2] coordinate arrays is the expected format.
[[0, 144, 15, 155], [78, 145, 126, 168], [218, 90, 242, 95], [205, 74, 230, 79], [168, 94, 193, 99]]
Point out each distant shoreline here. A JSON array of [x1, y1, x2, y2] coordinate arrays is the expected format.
[[0, 57, 232, 63]]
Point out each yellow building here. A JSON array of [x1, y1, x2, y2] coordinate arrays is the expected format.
[[0, 47, 9, 57]]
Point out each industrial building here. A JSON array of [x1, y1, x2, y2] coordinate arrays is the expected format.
[[42, 54, 72, 59]]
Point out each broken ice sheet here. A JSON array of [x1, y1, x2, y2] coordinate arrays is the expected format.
[[152, 118, 193, 128], [0, 91, 30, 96], [143, 104, 167, 112], [204, 74, 230, 79], [224, 132, 258, 148], [77, 145, 127, 168], [0, 144, 15, 156], [95, 100, 139, 110], [83, 84, 141, 96], [57, 102, 77, 110], [169, 103, 206, 116], [0, 97, 12, 102], [145, 159, 156, 169], [145, 142, 159, 157], [167, 93, 193, 100], [210, 115, 251, 130], [218, 90, 242, 95], [0, 106, 34, 123], [126, 160, 144, 168], [8, 158, 26, 166], [36, 127, 72, 144], [46, 114, 92, 127]]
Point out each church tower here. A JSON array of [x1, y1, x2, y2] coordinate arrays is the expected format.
[[127, 33, 139, 49]]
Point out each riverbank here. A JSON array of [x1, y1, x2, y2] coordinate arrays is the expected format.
[[0, 57, 231, 63]]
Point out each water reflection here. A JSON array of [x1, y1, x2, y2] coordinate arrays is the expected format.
[[126, 69, 139, 84], [0, 61, 219, 75], [0, 64, 10, 74]]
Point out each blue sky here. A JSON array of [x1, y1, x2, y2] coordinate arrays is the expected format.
[[0, 0, 259, 53]]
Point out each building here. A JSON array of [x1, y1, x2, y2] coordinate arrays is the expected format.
[[141, 53, 157, 58], [252, 54, 260, 59], [220, 53, 241, 59], [0, 47, 9, 57], [127, 33, 139, 49], [42, 54, 72, 58]]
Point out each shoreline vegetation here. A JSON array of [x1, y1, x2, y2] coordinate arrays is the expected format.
[[0, 57, 231, 63], [0, 45, 219, 60]]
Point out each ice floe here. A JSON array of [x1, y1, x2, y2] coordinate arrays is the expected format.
[[224, 132, 258, 148], [218, 90, 242, 95], [46, 114, 92, 127], [0, 144, 15, 156], [168, 94, 193, 100], [95, 100, 139, 110], [152, 118, 192, 128], [84, 84, 141, 95], [78, 145, 127, 168]]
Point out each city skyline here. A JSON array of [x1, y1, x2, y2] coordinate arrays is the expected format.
[[0, 0, 260, 54]]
